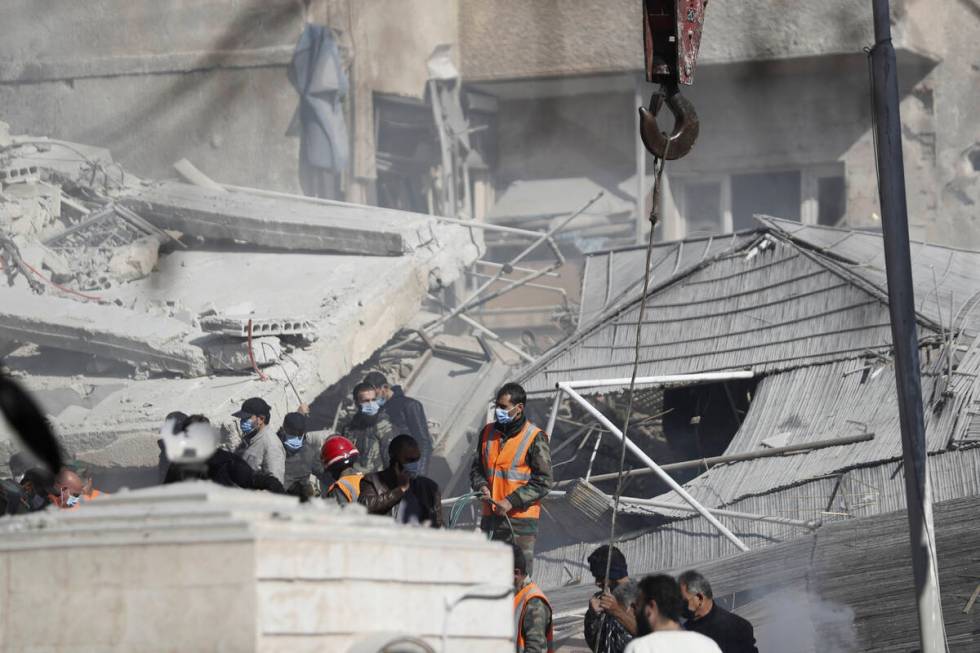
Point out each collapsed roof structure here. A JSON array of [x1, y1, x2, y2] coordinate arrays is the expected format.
[[516, 217, 980, 590], [0, 126, 484, 481]]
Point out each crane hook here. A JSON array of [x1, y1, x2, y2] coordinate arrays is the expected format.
[[638, 84, 700, 160]]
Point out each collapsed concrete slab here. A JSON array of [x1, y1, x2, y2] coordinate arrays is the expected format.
[[0, 290, 207, 376], [123, 182, 446, 256]]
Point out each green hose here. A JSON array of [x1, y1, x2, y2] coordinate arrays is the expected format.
[[448, 492, 515, 538]]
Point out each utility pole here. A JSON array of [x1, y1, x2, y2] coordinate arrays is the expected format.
[[869, 2, 948, 650]]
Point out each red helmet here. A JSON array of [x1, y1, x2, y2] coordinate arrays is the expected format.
[[321, 435, 359, 467]]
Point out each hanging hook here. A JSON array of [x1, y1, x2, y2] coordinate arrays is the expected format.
[[638, 83, 700, 160]]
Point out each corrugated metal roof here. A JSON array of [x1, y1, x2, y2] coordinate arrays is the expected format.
[[646, 349, 977, 512], [533, 446, 980, 591], [577, 231, 758, 327], [525, 236, 909, 392], [759, 216, 980, 338]]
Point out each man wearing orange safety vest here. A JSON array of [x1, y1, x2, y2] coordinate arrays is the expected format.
[[470, 382, 553, 574], [512, 544, 554, 653], [321, 435, 364, 505]]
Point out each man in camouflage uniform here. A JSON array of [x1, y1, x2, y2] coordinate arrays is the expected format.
[[470, 382, 553, 575], [513, 544, 553, 652], [340, 382, 394, 473]]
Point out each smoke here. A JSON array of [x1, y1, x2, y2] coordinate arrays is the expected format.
[[752, 589, 857, 653]]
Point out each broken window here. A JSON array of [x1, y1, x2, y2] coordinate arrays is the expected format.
[[545, 376, 758, 498], [374, 95, 440, 213], [731, 170, 802, 231], [669, 164, 846, 235], [817, 176, 846, 226]]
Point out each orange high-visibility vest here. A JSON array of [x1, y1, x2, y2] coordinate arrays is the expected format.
[[514, 580, 554, 652], [480, 421, 544, 520], [328, 473, 363, 503]]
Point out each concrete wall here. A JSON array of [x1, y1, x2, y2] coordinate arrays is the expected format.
[[0, 484, 514, 652], [461, 1, 979, 248], [0, 0, 459, 197], [459, 0, 874, 81]]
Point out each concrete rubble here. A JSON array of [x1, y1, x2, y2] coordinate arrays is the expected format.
[[0, 125, 483, 481]]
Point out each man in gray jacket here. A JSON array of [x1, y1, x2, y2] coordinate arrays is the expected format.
[[233, 397, 285, 486]]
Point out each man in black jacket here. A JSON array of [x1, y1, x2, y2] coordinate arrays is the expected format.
[[364, 372, 433, 474], [358, 434, 443, 527], [679, 570, 758, 653]]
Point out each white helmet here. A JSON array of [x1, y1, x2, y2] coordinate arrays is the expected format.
[[159, 416, 219, 465]]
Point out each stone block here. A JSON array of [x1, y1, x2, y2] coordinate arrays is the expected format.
[[107, 235, 161, 282], [0, 484, 512, 651]]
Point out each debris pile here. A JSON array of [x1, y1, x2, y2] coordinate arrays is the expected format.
[[0, 120, 482, 479]]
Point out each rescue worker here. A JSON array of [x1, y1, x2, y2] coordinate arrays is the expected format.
[[470, 382, 553, 574], [340, 382, 394, 473], [358, 435, 443, 527], [363, 371, 433, 473], [278, 412, 322, 498], [233, 397, 286, 486], [322, 435, 363, 505], [48, 468, 84, 510], [513, 544, 553, 653], [66, 460, 106, 501]]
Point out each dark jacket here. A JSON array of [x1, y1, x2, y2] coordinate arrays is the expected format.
[[282, 438, 322, 497], [358, 469, 444, 528], [164, 449, 285, 493], [685, 603, 758, 653], [584, 596, 633, 653], [381, 386, 433, 472]]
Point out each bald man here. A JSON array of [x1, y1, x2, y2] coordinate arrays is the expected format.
[[49, 469, 84, 510]]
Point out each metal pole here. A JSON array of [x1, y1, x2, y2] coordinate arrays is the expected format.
[[870, 2, 947, 650], [570, 431, 876, 484], [559, 383, 749, 551], [552, 370, 754, 392], [622, 496, 818, 530], [457, 313, 536, 364], [545, 388, 563, 436], [425, 192, 602, 333]]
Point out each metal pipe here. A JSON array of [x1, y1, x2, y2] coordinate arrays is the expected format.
[[475, 259, 561, 278], [425, 192, 602, 333], [559, 383, 749, 551], [466, 270, 569, 301], [545, 388, 563, 436], [870, 2, 947, 649], [457, 313, 536, 364], [617, 496, 818, 530], [542, 370, 754, 393], [570, 432, 876, 484]]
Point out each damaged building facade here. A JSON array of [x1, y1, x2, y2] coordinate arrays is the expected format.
[[2, 1, 977, 347]]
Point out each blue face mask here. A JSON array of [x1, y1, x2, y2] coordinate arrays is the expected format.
[[402, 460, 422, 478], [359, 401, 380, 416], [65, 494, 81, 508], [240, 417, 257, 435], [283, 435, 304, 451], [376, 395, 387, 407], [495, 407, 515, 424]]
